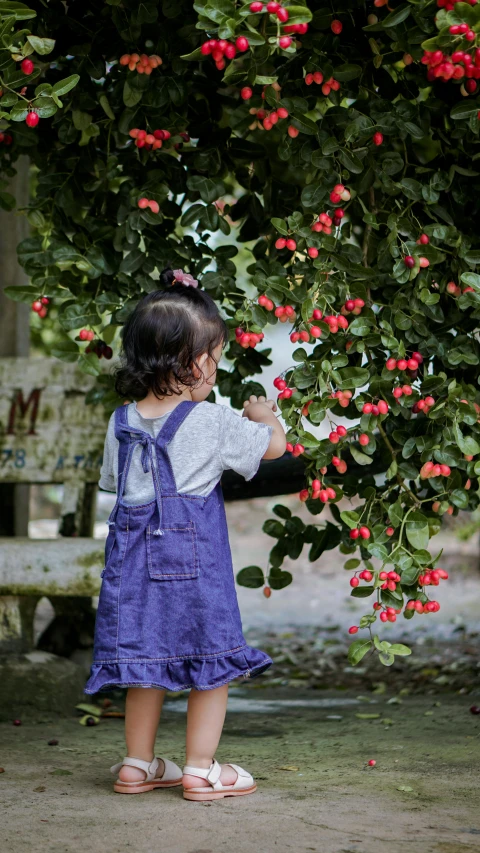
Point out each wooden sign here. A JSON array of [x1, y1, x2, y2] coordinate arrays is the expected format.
[[0, 358, 109, 483]]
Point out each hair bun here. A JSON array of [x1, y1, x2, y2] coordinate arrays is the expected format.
[[159, 267, 175, 287]]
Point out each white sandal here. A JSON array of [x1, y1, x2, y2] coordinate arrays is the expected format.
[[182, 758, 256, 801], [110, 755, 183, 794]]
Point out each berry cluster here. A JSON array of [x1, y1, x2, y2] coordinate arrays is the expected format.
[[0, 132, 13, 145], [119, 53, 162, 74], [324, 313, 349, 333], [349, 526, 371, 540], [404, 254, 429, 269], [138, 197, 160, 213], [201, 36, 249, 70], [129, 128, 171, 150], [310, 480, 337, 503], [311, 210, 345, 233], [350, 568, 373, 588], [85, 340, 113, 359], [328, 425, 347, 444], [273, 376, 295, 400], [304, 71, 341, 97], [258, 294, 275, 311], [447, 280, 474, 296], [274, 303, 296, 322], [405, 599, 440, 614], [379, 569, 401, 592], [249, 1, 308, 45], [235, 327, 265, 348], [332, 455, 348, 474], [79, 328, 95, 342], [411, 396, 435, 413], [421, 48, 480, 83], [331, 389, 353, 409], [342, 297, 365, 315], [246, 105, 290, 130], [432, 501, 455, 515], [286, 441, 305, 456], [385, 351, 424, 372], [362, 400, 389, 415], [330, 183, 351, 204], [31, 297, 49, 318], [275, 237, 297, 251], [419, 460, 451, 479], [392, 384, 414, 400]]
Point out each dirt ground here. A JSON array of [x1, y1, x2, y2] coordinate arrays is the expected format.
[[1, 687, 480, 853], [3, 495, 478, 852]]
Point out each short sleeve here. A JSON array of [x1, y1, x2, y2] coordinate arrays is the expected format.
[[98, 413, 117, 493], [218, 405, 273, 481]]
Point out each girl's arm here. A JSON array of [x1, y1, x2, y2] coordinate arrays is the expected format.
[[242, 395, 287, 460]]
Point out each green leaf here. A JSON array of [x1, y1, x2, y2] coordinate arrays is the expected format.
[[451, 101, 479, 120], [389, 643, 412, 657], [236, 565, 264, 588], [382, 3, 411, 26], [26, 34, 55, 54], [52, 74, 80, 97], [350, 445, 373, 465], [268, 566, 293, 590], [405, 511, 429, 551], [337, 367, 370, 389], [271, 217, 288, 235], [263, 519, 284, 538], [348, 638, 373, 665], [340, 510, 360, 529]]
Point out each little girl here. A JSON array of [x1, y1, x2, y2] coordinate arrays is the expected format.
[[84, 268, 286, 801]]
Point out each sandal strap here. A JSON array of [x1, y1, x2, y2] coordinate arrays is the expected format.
[[182, 759, 222, 789], [110, 756, 159, 782]]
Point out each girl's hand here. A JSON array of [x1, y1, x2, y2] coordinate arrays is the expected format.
[[242, 395, 277, 413]]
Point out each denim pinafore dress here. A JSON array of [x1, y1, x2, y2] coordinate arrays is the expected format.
[[84, 400, 272, 694]]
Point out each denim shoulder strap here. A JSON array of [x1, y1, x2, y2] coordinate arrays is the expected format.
[[155, 400, 198, 495], [114, 404, 130, 477]]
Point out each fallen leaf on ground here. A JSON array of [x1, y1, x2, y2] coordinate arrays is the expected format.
[[355, 713, 381, 720], [279, 765, 299, 771], [397, 785, 415, 793], [33, 786, 46, 792]]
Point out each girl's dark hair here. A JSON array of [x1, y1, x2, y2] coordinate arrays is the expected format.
[[115, 269, 228, 400]]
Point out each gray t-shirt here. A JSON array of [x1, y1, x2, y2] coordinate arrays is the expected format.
[[99, 401, 273, 504]]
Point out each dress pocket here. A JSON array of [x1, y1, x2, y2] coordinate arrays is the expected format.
[[146, 522, 199, 580]]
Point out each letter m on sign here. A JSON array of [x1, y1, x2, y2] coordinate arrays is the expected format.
[[7, 389, 43, 436]]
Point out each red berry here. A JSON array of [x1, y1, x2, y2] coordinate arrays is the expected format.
[[236, 36, 249, 52], [350, 576, 360, 587], [31, 300, 42, 312], [275, 237, 286, 249], [407, 358, 419, 370], [349, 528, 360, 539], [308, 246, 319, 258], [277, 107, 289, 119], [241, 86, 253, 100], [279, 36, 292, 49], [266, 0, 280, 11], [362, 403, 373, 414], [286, 238, 297, 251], [377, 400, 388, 415], [331, 19, 343, 34], [418, 234, 429, 245], [148, 200, 160, 214], [386, 357, 397, 371], [411, 351, 423, 364], [359, 526, 370, 539], [348, 626, 359, 634], [276, 6, 289, 21], [79, 329, 90, 341], [25, 111, 39, 128], [138, 197, 149, 209], [288, 125, 299, 138], [13, 719, 22, 726], [368, 759, 376, 767], [345, 299, 355, 312], [359, 433, 369, 446], [21, 58, 34, 75], [372, 132, 383, 146], [336, 425, 347, 437], [250, 1, 263, 10], [329, 431, 340, 444], [404, 255, 415, 268], [263, 586, 272, 598]]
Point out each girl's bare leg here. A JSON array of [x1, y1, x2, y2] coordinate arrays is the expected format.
[[183, 685, 237, 788], [118, 687, 166, 782]]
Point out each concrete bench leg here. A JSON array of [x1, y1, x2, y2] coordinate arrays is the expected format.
[[0, 594, 39, 654]]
